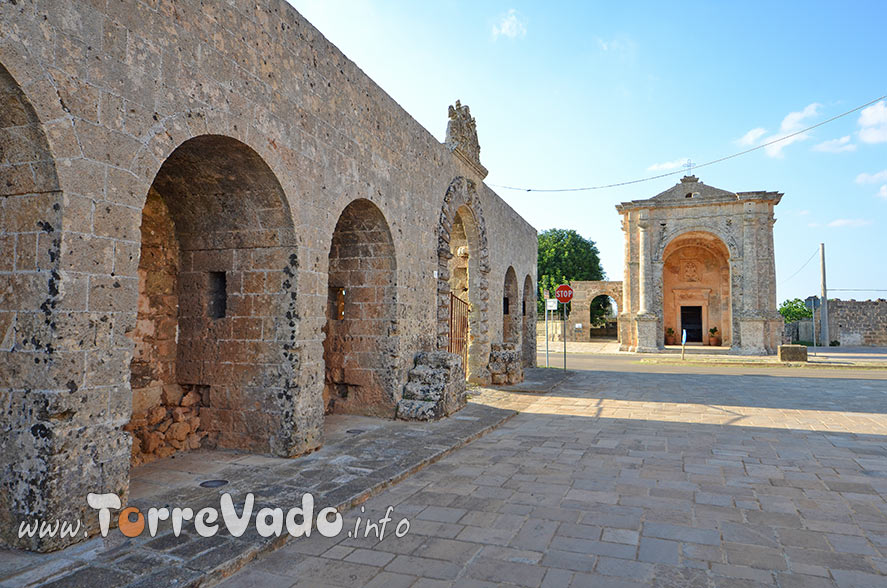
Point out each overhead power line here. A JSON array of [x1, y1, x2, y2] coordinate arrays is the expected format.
[[779, 248, 819, 286], [490, 93, 886, 193]]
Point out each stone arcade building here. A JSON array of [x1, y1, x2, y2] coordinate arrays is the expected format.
[[0, 1, 536, 551], [617, 176, 783, 354]]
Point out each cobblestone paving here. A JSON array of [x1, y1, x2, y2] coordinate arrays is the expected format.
[[218, 361, 887, 587], [0, 405, 516, 587]]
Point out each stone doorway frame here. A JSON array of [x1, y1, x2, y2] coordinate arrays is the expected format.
[[436, 177, 491, 385], [658, 229, 734, 349]]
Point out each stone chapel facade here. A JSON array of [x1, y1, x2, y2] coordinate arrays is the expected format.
[[616, 176, 783, 354]]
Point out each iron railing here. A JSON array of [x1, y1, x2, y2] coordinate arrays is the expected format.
[[448, 292, 469, 378]]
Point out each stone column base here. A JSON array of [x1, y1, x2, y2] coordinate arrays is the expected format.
[[634, 313, 660, 353], [736, 318, 767, 355]]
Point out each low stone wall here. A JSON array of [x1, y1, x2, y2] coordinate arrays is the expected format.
[[826, 299, 887, 346], [488, 343, 523, 385], [787, 299, 887, 346], [123, 384, 205, 466]]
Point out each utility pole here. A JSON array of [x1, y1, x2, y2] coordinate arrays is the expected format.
[[820, 243, 829, 346]]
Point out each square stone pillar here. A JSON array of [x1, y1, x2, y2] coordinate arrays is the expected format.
[[737, 318, 767, 355], [634, 313, 660, 353]]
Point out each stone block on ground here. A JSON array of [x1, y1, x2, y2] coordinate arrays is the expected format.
[[488, 342, 524, 385], [397, 351, 467, 420], [778, 344, 808, 362]]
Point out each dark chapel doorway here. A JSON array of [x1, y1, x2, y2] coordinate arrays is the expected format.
[[680, 306, 703, 343]]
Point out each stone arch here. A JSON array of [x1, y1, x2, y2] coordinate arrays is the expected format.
[[436, 176, 491, 384], [521, 274, 536, 367], [660, 230, 732, 346], [567, 281, 623, 343], [589, 294, 619, 338], [0, 63, 60, 196], [323, 198, 398, 417], [0, 60, 66, 552], [502, 266, 520, 344], [656, 224, 738, 262], [126, 134, 306, 466]]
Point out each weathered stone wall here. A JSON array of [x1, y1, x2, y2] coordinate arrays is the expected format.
[[787, 301, 887, 347], [820, 300, 887, 346], [0, 0, 536, 551]]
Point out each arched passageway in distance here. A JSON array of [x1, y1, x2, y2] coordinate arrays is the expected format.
[[127, 135, 304, 465], [521, 274, 535, 367], [502, 266, 519, 345], [589, 294, 619, 340], [661, 231, 732, 346], [323, 199, 398, 417]]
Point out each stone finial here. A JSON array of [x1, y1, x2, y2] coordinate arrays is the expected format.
[[445, 100, 488, 179], [680, 175, 699, 184]]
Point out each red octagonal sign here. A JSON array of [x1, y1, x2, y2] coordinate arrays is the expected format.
[[554, 284, 574, 303]]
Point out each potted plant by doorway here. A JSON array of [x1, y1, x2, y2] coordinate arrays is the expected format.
[[708, 326, 721, 347], [665, 327, 676, 345]]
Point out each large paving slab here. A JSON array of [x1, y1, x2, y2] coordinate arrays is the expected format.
[[216, 356, 887, 587]]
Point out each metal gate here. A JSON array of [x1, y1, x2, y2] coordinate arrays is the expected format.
[[448, 292, 469, 377]]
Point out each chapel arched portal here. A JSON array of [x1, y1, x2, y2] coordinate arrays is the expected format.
[[661, 231, 731, 347]]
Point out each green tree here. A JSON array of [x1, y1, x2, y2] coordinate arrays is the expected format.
[[779, 298, 813, 323], [537, 229, 605, 314], [589, 295, 616, 327]]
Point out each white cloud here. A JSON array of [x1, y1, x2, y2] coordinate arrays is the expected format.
[[797, 209, 811, 216], [780, 103, 821, 132], [828, 218, 873, 228], [812, 136, 856, 153], [735, 127, 767, 146], [647, 158, 688, 171], [492, 9, 527, 40], [763, 103, 822, 158], [595, 36, 637, 60], [856, 170, 887, 184], [878, 185, 887, 199], [858, 100, 887, 144]]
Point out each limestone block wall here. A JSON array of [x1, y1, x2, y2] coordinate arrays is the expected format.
[[0, 0, 536, 551], [817, 300, 887, 346]]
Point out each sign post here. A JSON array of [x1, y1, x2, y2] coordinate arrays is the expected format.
[[545, 298, 557, 368], [681, 328, 687, 361], [804, 296, 820, 356], [555, 285, 574, 371]]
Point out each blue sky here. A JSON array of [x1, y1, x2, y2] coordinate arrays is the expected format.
[[290, 0, 887, 304]]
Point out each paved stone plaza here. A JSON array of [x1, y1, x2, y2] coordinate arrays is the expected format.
[[218, 356, 887, 587]]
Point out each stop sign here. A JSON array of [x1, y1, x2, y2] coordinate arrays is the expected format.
[[554, 284, 574, 304]]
